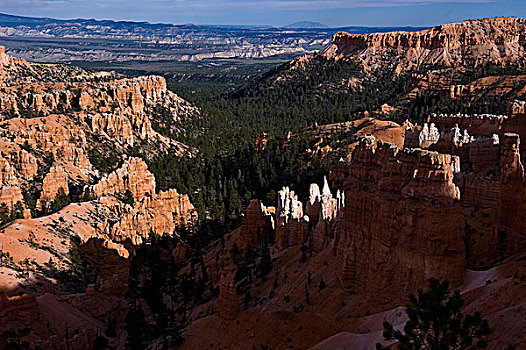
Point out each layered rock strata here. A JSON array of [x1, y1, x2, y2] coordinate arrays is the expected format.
[[405, 111, 526, 267], [92, 158, 197, 244], [335, 137, 465, 299], [321, 17, 526, 70], [91, 157, 156, 201]]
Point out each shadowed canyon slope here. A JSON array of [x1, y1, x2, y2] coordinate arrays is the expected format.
[[176, 17, 526, 350]]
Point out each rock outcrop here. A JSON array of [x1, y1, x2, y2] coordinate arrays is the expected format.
[[106, 188, 197, 245], [238, 199, 274, 252], [335, 137, 465, 300], [275, 177, 342, 252], [404, 115, 526, 268], [8, 150, 38, 180], [275, 186, 305, 250], [0, 156, 25, 212], [322, 18, 526, 71], [428, 113, 505, 137], [496, 133, 526, 259], [39, 166, 69, 203], [0, 115, 93, 180], [91, 157, 155, 201], [215, 270, 240, 320]]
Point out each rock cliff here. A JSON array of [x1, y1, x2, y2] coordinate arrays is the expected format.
[[403, 112, 526, 268], [90, 158, 197, 244], [0, 155, 25, 212], [275, 177, 342, 252], [322, 18, 526, 71], [106, 188, 197, 245], [335, 138, 465, 299], [496, 133, 526, 259], [39, 166, 69, 204], [91, 157, 155, 201]]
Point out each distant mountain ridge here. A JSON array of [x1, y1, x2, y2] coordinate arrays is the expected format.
[[284, 21, 328, 29], [0, 12, 425, 32]]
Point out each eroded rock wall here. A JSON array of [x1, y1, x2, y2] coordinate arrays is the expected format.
[[335, 138, 466, 299]]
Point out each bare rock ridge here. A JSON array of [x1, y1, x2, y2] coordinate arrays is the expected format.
[[286, 17, 526, 117], [38, 166, 69, 207], [337, 137, 465, 298], [0, 158, 197, 349], [92, 157, 197, 245], [0, 45, 197, 165], [91, 157, 156, 201], [220, 142, 464, 310], [322, 17, 526, 69], [212, 100, 526, 330]]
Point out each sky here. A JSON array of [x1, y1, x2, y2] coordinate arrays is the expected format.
[[0, 0, 525, 27]]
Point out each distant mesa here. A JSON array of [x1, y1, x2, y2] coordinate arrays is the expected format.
[[284, 21, 329, 29]]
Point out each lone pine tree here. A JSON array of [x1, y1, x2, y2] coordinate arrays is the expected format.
[[376, 278, 491, 350]]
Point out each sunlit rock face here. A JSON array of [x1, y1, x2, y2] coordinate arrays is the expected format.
[[275, 175, 343, 252], [91, 157, 156, 202], [322, 18, 526, 71]]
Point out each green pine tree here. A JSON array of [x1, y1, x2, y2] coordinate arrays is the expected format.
[[376, 278, 491, 350]]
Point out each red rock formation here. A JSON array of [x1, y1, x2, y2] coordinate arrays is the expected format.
[[0, 115, 93, 179], [8, 150, 38, 180], [496, 133, 526, 259], [500, 103, 526, 155], [401, 118, 526, 267], [79, 238, 130, 296], [39, 166, 69, 203], [92, 157, 155, 201], [0, 293, 38, 348], [215, 270, 240, 320], [108, 188, 197, 244], [0, 156, 25, 212], [0, 48, 196, 165], [239, 199, 274, 252], [428, 113, 504, 137], [0, 43, 204, 350], [172, 242, 192, 265], [91, 113, 135, 145], [275, 186, 306, 250], [329, 162, 349, 188], [335, 137, 465, 300], [322, 18, 526, 69], [500, 133, 524, 182], [274, 178, 342, 252]]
